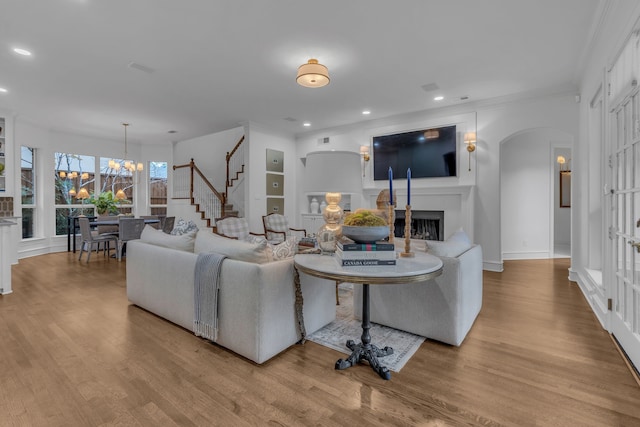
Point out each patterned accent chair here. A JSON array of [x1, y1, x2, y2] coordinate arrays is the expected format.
[[215, 216, 264, 241], [262, 213, 306, 244]]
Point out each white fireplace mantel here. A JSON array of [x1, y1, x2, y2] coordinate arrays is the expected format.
[[363, 185, 475, 242]]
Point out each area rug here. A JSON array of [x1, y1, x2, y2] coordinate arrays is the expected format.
[[306, 283, 425, 372]]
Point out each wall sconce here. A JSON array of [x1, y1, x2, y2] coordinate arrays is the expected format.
[[557, 155, 569, 171], [464, 132, 477, 171], [360, 145, 370, 177]]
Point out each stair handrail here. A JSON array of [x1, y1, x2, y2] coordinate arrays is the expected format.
[[173, 159, 226, 219], [226, 135, 245, 197]]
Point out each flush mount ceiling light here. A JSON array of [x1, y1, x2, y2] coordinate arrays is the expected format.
[[296, 59, 330, 88], [13, 48, 32, 56]]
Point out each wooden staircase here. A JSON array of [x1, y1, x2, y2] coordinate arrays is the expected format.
[[223, 203, 238, 217], [172, 136, 245, 229]]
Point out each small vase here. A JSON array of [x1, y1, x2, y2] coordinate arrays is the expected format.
[[309, 198, 319, 214], [319, 200, 327, 213]]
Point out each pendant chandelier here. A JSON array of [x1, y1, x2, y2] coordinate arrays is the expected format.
[[109, 123, 143, 201], [109, 123, 143, 173]]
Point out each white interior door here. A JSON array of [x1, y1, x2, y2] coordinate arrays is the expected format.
[[609, 84, 640, 369]]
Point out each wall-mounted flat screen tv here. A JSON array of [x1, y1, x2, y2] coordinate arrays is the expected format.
[[372, 125, 457, 180]]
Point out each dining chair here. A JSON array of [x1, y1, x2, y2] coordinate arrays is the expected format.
[[97, 214, 119, 237], [161, 216, 175, 234], [117, 218, 146, 261], [78, 217, 118, 262], [262, 213, 306, 244], [141, 215, 160, 229]]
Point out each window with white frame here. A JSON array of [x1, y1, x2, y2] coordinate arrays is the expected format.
[[54, 152, 96, 236], [21, 146, 35, 239], [99, 157, 134, 214], [149, 161, 168, 216]]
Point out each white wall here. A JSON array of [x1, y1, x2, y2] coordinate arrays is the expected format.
[[245, 123, 297, 233]]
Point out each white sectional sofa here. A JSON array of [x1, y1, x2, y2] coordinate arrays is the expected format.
[[126, 227, 336, 364], [354, 234, 483, 346]]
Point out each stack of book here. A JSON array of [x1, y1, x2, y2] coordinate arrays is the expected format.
[[297, 236, 319, 254], [336, 238, 396, 266]]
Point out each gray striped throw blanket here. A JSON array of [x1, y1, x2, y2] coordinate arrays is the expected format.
[[193, 252, 226, 341]]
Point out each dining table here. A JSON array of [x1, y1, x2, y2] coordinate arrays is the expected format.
[[67, 216, 159, 253]]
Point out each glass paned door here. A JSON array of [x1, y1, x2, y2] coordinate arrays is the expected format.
[[610, 86, 640, 369]]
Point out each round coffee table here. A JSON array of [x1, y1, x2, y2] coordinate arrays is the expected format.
[[294, 251, 442, 380]]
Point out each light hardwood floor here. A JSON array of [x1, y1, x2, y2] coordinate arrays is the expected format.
[[1, 253, 640, 426]]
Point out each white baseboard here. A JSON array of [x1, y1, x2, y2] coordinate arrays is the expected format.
[[483, 261, 503, 272], [502, 251, 550, 260]]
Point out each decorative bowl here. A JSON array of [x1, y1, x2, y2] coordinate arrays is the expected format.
[[341, 225, 389, 243]]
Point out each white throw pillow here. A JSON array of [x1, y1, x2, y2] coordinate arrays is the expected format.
[[269, 236, 298, 260], [140, 225, 196, 252], [194, 230, 273, 264], [426, 229, 472, 258]]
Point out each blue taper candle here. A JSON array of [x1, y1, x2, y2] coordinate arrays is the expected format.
[[407, 168, 411, 205], [388, 167, 393, 205]]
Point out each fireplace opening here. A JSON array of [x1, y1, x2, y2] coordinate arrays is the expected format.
[[394, 210, 444, 241]]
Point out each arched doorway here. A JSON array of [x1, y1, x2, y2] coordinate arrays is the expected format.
[[499, 128, 573, 261]]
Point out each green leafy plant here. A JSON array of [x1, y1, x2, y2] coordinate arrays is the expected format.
[[0, 163, 4, 176], [88, 191, 124, 215], [344, 210, 387, 226]]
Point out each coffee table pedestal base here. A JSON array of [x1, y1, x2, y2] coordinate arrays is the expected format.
[[335, 339, 394, 380]]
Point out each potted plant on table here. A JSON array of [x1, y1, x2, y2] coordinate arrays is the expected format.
[[88, 191, 123, 215]]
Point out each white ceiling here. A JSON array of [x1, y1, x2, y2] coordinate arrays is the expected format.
[[0, 0, 601, 145]]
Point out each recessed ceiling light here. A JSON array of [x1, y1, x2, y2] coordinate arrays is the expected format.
[[303, 122, 311, 127], [362, 110, 371, 115], [13, 48, 32, 56], [0, 88, 7, 93], [434, 96, 444, 101]]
